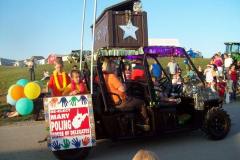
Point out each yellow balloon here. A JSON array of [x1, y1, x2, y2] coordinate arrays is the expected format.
[[24, 82, 41, 100]]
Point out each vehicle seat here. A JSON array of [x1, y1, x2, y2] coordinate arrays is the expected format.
[[96, 58, 136, 113]]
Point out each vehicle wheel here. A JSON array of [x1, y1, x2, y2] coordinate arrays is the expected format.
[[53, 148, 90, 160], [203, 107, 231, 140]]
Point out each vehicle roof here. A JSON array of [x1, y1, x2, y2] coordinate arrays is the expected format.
[[143, 46, 187, 58], [224, 42, 240, 45], [95, 0, 138, 24]]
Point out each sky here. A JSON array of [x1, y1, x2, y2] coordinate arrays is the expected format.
[[0, 0, 240, 60]]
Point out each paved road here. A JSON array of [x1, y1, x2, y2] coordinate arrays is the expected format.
[[0, 102, 240, 160]]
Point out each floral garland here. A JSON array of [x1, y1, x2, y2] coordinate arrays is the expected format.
[[53, 70, 67, 92]]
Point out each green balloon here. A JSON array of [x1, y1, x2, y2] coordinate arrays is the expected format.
[[16, 79, 29, 87], [16, 98, 33, 116]]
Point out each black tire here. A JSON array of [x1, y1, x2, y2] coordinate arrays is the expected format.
[[203, 107, 231, 140], [53, 148, 90, 160]]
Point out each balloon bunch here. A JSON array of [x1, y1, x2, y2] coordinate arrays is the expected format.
[[6, 79, 42, 116]]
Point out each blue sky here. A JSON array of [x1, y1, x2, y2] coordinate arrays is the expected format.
[[0, 0, 240, 60]]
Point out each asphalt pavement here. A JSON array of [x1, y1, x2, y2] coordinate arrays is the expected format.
[[0, 101, 240, 160]]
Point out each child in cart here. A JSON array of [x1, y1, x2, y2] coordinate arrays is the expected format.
[[63, 69, 88, 96]]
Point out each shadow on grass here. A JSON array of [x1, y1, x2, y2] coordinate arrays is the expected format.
[[0, 103, 32, 126]]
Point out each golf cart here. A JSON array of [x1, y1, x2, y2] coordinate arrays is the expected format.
[[44, 47, 231, 160], [95, 47, 230, 139]]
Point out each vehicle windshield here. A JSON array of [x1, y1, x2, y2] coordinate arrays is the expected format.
[[231, 44, 240, 53], [143, 46, 204, 84], [225, 43, 240, 53]]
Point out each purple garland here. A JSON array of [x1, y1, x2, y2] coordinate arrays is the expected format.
[[126, 55, 143, 60], [143, 46, 186, 57]]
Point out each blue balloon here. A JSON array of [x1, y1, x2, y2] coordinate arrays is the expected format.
[[16, 79, 29, 87], [6, 94, 16, 106], [16, 98, 34, 116]]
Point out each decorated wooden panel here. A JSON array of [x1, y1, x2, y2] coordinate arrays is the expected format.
[[94, 11, 148, 51]]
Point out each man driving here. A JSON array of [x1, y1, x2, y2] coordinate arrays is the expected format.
[[101, 59, 149, 130]]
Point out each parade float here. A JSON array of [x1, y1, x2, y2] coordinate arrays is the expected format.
[[41, 1, 231, 160]]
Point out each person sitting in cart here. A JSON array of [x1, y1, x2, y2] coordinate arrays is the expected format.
[[131, 59, 145, 81], [101, 59, 150, 130], [124, 64, 132, 80], [63, 69, 88, 96], [48, 57, 71, 96]]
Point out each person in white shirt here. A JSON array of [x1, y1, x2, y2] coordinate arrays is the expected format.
[[224, 53, 233, 77], [204, 65, 214, 84], [167, 57, 179, 77], [204, 64, 217, 92]]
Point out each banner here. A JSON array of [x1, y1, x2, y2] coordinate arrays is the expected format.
[[44, 95, 96, 151]]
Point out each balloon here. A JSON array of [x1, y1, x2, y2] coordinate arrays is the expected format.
[[16, 98, 33, 116], [10, 85, 25, 101], [34, 81, 43, 89], [6, 94, 16, 106], [16, 79, 29, 87], [24, 82, 41, 100], [8, 84, 16, 95]]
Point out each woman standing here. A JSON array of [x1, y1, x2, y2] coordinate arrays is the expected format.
[[48, 57, 71, 96]]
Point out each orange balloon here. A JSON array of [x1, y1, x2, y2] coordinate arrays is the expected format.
[[10, 85, 25, 101]]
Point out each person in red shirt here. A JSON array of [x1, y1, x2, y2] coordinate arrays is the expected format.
[[216, 76, 226, 101], [48, 57, 71, 96], [229, 65, 238, 100], [131, 59, 145, 81]]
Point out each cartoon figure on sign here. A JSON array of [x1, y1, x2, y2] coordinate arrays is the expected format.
[[72, 110, 88, 129], [49, 97, 58, 107], [79, 95, 88, 105], [69, 96, 79, 106], [59, 97, 68, 107]]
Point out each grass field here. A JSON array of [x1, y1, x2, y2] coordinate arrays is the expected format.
[[0, 58, 210, 124]]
